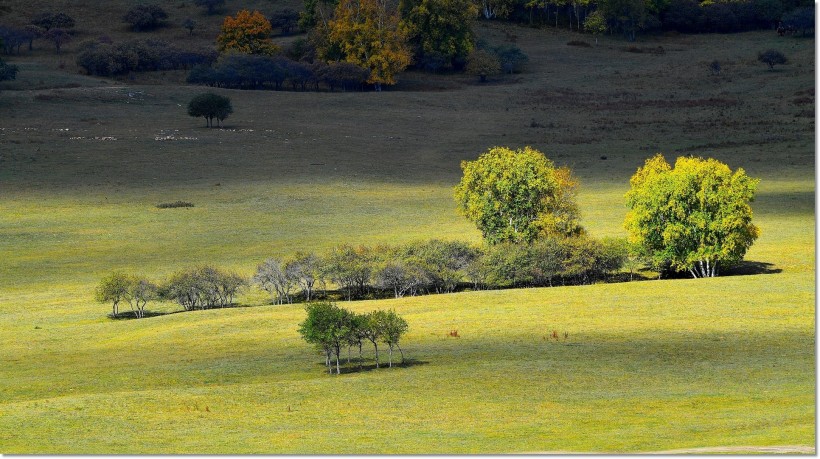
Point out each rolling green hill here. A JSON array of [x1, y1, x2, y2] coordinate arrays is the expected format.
[[0, 3, 814, 452]]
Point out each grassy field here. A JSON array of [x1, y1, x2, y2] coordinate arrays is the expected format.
[[0, 9, 815, 453]]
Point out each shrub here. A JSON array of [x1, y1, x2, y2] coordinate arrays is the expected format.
[[758, 49, 788, 70], [162, 266, 245, 310], [123, 4, 168, 31], [156, 201, 194, 208], [269, 9, 300, 35], [465, 49, 500, 82], [187, 93, 232, 128], [0, 57, 18, 81]]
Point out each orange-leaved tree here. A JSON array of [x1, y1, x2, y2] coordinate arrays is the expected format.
[[328, 0, 411, 90], [217, 10, 280, 55]]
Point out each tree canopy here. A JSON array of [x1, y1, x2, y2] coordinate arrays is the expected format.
[[187, 93, 233, 128], [400, 0, 477, 70], [327, 0, 412, 89], [217, 10, 279, 55], [624, 154, 760, 278], [454, 146, 583, 244]]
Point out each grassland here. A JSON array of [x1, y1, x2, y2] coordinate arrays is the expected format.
[[0, 9, 815, 453]]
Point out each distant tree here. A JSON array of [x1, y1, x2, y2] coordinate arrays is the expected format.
[[455, 146, 583, 244], [269, 9, 300, 35], [44, 28, 71, 53], [596, 0, 653, 41], [0, 56, 18, 80], [465, 49, 500, 82], [374, 257, 428, 298], [0, 26, 26, 54], [217, 10, 279, 55], [376, 309, 408, 367], [320, 61, 369, 91], [23, 25, 44, 50], [757, 49, 788, 70], [322, 244, 374, 300], [123, 4, 168, 31], [624, 154, 760, 278], [400, 0, 477, 70], [327, 0, 412, 90], [782, 6, 814, 36], [493, 44, 528, 74], [253, 258, 297, 304], [584, 10, 607, 44], [361, 311, 384, 367], [285, 252, 324, 301], [183, 18, 197, 35], [30, 11, 75, 31], [124, 276, 158, 319], [95, 272, 132, 317], [187, 92, 232, 128], [194, 0, 226, 15]]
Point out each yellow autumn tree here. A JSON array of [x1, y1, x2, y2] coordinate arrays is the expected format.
[[327, 0, 411, 90], [217, 10, 279, 55]]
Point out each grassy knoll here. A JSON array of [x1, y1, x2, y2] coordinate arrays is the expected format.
[[0, 15, 814, 453]]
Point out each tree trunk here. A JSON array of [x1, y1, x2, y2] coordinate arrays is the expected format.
[[397, 343, 405, 363], [373, 341, 380, 368], [388, 344, 393, 368], [358, 342, 363, 369]]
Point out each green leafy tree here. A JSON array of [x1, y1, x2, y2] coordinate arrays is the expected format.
[[757, 49, 788, 70], [465, 49, 500, 82], [187, 93, 232, 128], [361, 310, 385, 367], [624, 154, 760, 278], [454, 146, 583, 244], [298, 302, 356, 374], [400, 0, 477, 70], [321, 244, 374, 300], [124, 277, 158, 319], [584, 10, 607, 44], [376, 309, 408, 367], [95, 272, 132, 317]]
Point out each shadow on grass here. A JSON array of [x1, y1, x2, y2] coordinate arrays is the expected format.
[[106, 302, 256, 320], [724, 260, 782, 276], [317, 358, 430, 375]]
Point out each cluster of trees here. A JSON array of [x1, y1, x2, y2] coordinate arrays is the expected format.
[[76, 38, 216, 76], [187, 93, 232, 127], [0, 11, 76, 55], [96, 266, 246, 318], [122, 4, 168, 32], [187, 53, 370, 91], [299, 302, 409, 374]]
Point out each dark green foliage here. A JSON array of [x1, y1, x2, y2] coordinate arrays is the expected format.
[[782, 6, 814, 35], [30, 11, 75, 31], [96, 272, 158, 319], [194, 0, 226, 15], [187, 93, 232, 128], [76, 38, 215, 76], [0, 56, 17, 80], [758, 49, 788, 69], [122, 4, 168, 31], [188, 54, 325, 91], [491, 44, 528, 74], [400, 0, 477, 71], [156, 201, 194, 208], [269, 9, 301, 35]]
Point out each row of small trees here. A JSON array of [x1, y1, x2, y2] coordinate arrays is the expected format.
[[76, 38, 216, 77], [298, 302, 409, 374]]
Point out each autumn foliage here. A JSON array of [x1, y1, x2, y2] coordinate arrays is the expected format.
[[327, 0, 411, 88], [217, 10, 279, 55]]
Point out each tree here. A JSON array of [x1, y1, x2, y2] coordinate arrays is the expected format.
[[253, 258, 297, 304], [44, 28, 71, 53], [124, 277, 158, 319], [584, 10, 606, 44], [183, 18, 197, 35], [269, 9, 301, 35], [327, 0, 412, 90], [595, 0, 652, 41], [465, 49, 500, 82], [376, 309, 408, 367], [194, 0, 226, 15], [0, 56, 18, 81], [624, 154, 760, 278], [757, 49, 788, 70], [321, 244, 374, 300], [493, 44, 528, 74], [95, 272, 132, 317], [30, 12, 75, 31], [187, 93, 232, 128], [298, 302, 356, 374], [217, 10, 279, 55], [122, 4, 168, 31], [454, 146, 583, 244], [400, 0, 477, 70], [285, 252, 324, 301]]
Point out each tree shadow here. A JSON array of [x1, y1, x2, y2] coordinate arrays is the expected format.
[[724, 260, 782, 276], [317, 358, 430, 375]]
